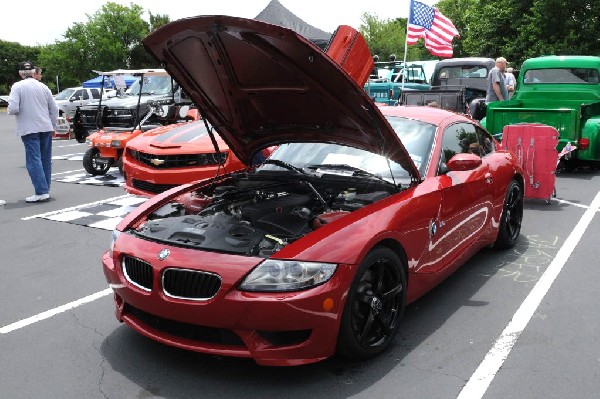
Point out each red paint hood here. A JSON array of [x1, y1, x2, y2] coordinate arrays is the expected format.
[[142, 15, 419, 179]]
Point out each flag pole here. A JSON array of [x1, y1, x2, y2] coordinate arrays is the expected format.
[[401, 0, 414, 94]]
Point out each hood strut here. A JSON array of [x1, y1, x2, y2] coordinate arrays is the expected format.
[[199, 108, 227, 174]]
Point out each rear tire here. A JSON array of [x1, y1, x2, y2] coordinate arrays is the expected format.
[[337, 246, 406, 360], [494, 179, 523, 249], [83, 147, 113, 176]]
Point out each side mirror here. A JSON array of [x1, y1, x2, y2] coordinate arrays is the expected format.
[[446, 153, 482, 171]]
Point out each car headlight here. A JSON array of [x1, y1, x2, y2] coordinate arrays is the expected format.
[[239, 260, 337, 292], [86, 138, 92, 146], [109, 230, 121, 257]]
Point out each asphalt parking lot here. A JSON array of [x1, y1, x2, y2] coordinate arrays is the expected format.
[[1, 110, 599, 399]]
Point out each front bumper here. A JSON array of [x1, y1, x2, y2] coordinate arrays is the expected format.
[[102, 237, 352, 366], [122, 157, 232, 196]]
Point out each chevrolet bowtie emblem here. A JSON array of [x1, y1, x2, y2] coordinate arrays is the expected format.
[[150, 158, 165, 166]]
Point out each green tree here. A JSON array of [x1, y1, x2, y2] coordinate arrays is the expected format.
[[130, 12, 171, 68], [0, 40, 40, 93], [515, 0, 600, 63], [435, 0, 478, 58], [38, 2, 163, 90]]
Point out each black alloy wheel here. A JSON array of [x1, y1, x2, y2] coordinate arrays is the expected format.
[[337, 246, 406, 360], [494, 179, 524, 249]]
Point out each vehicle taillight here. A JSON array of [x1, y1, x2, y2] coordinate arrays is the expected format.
[[579, 138, 590, 151]]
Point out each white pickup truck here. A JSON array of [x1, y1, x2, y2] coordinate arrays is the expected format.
[[54, 87, 114, 120]]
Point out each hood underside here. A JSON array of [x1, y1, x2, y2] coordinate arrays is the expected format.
[[142, 15, 419, 179]]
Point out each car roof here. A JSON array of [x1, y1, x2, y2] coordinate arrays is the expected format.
[[378, 104, 470, 125], [522, 55, 600, 69]]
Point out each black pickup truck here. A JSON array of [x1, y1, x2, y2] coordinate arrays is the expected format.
[[398, 57, 495, 120]]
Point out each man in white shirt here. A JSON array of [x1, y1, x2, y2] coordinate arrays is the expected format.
[[7, 61, 58, 203], [505, 67, 516, 99]]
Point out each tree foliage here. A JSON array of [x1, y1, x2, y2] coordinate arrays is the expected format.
[[1, 2, 169, 94], [0, 40, 40, 93], [4, 0, 600, 94]]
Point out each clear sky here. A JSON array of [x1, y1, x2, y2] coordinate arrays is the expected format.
[[1, 0, 437, 46]]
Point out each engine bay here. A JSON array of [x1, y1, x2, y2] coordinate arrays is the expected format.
[[132, 174, 396, 257]]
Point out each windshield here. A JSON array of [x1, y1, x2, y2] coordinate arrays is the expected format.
[[128, 75, 173, 96], [261, 116, 435, 183], [438, 65, 488, 79], [523, 68, 599, 84], [55, 88, 77, 100]]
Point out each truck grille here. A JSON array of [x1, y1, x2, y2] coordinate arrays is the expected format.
[[162, 268, 221, 300], [122, 256, 153, 291], [127, 149, 228, 169]]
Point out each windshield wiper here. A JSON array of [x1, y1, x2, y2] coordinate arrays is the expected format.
[[307, 164, 395, 186], [263, 159, 307, 174]]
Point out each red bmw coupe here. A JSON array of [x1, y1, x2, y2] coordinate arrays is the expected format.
[[102, 16, 524, 366]]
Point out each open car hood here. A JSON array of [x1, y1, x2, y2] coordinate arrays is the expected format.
[[143, 15, 419, 180]]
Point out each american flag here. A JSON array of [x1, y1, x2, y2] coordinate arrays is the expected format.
[[406, 0, 459, 58]]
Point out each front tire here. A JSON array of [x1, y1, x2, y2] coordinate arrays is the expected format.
[[337, 246, 406, 360], [83, 147, 113, 176], [494, 179, 523, 249]]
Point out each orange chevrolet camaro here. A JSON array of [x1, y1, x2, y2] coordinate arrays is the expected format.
[[122, 118, 271, 197]]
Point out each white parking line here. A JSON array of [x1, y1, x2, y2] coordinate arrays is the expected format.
[[0, 288, 112, 334], [457, 191, 600, 399], [553, 198, 592, 210], [51, 168, 86, 176]]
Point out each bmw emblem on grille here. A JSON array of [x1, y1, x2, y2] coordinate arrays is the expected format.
[[157, 249, 170, 261]]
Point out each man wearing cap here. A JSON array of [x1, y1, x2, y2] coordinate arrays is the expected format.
[[7, 61, 58, 203]]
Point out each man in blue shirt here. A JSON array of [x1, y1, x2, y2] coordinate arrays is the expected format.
[[7, 61, 58, 203]]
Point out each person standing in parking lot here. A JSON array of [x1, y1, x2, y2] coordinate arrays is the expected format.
[[505, 67, 516, 99], [7, 61, 58, 203], [485, 57, 509, 103]]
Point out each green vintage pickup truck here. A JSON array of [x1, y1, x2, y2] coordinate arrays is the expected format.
[[483, 55, 600, 164]]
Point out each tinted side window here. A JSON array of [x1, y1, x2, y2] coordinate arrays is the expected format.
[[90, 89, 100, 99], [476, 126, 495, 156], [75, 89, 89, 100], [440, 123, 478, 160], [438, 123, 485, 174]]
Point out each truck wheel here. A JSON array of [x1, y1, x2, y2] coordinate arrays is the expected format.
[[74, 129, 88, 143], [83, 148, 113, 176]]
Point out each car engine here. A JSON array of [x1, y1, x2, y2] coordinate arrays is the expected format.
[[133, 176, 393, 257]]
